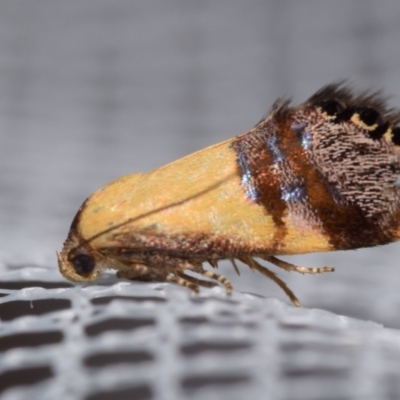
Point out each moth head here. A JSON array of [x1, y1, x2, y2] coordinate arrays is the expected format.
[[57, 234, 103, 282]]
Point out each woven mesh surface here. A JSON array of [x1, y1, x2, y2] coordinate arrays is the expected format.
[[2, 264, 400, 400]]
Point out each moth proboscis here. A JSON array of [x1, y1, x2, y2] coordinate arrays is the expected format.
[[58, 83, 400, 306]]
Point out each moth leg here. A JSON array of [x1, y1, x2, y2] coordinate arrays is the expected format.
[[166, 274, 199, 294], [116, 264, 168, 282], [207, 258, 241, 279], [176, 271, 218, 289], [167, 260, 232, 294], [239, 256, 300, 307], [192, 269, 233, 296], [262, 255, 334, 275], [208, 259, 218, 268], [229, 258, 241, 276]]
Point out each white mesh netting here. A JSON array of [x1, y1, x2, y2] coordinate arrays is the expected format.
[[1, 263, 400, 400]]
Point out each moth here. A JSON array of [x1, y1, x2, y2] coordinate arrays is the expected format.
[[58, 83, 400, 306]]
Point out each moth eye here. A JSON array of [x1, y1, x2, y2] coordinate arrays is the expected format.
[[71, 254, 95, 275], [357, 108, 382, 127], [318, 100, 344, 118], [392, 127, 400, 146]]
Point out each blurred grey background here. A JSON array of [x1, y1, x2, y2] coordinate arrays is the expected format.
[[2, 1, 400, 326]]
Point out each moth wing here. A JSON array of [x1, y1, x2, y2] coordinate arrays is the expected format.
[[79, 138, 331, 256]]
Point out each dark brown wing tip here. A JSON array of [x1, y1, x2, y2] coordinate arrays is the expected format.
[[307, 81, 400, 126]]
